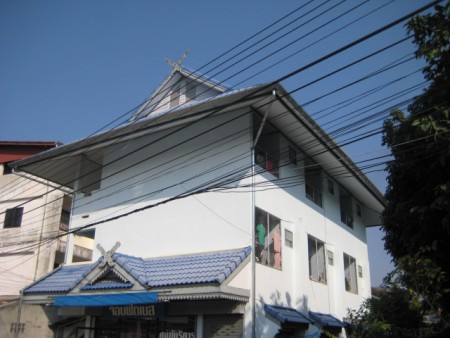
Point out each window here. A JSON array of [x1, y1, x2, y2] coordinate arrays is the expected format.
[[3, 163, 13, 175], [288, 146, 297, 166], [340, 188, 353, 228], [255, 207, 282, 270], [170, 82, 181, 108], [305, 160, 322, 207], [285, 229, 293, 248], [358, 265, 363, 278], [4, 207, 24, 228], [327, 250, 334, 266], [328, 179, 334, 195], [253, 113, 280, 177], [185, 81, 196, 101], [344, 253, 358, 293], [255, 147, 279, 177], [308, 235, 326, 284], [356, 204, 362, 218]]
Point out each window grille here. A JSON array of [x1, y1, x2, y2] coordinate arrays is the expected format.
[[4, 207, 24, 228]]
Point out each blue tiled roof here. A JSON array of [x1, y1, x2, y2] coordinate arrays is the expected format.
[[115, 246, 251, 287], [308, 311, 345, 328], [23, 247, 250, 295], [81, 281, 134, 291], [264, 304, 312, 326], [25, 262, 98, 293]]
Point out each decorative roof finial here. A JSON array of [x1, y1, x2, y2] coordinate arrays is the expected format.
[[165, 49, 190, 73], [97, 241, 121, 268]]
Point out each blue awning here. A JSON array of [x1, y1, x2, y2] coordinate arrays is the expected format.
[[264, 304, 312, 327], [308, 311, 345, 328], [54, 292, 158, 307]]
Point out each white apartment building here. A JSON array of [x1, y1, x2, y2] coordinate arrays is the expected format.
[[12, 64, 384, 337]]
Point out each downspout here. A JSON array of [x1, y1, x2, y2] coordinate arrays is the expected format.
[[34, 182, 49, 281], [14, 290, 23, 338], [250, 89, 277, 338]]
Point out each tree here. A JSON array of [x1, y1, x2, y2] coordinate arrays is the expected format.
[[382, 0, 450, 331], [347, 286, 423, 338]]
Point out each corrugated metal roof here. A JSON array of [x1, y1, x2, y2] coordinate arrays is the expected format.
[[23, 247, 250, 294], [264, 304, 313, 326], [308, 311, 346, 328]]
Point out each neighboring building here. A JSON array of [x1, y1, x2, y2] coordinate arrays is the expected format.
[[12, 63, 385, 337], [0, 141, 94, 338]]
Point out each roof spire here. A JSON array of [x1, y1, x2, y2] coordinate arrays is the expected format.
[[165, 49, 190, 73]]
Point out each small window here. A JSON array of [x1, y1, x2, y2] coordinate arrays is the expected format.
[[327, 250, 334, 266], [285, 229, 293, 248], [340, 188, 353, 228], [308, 235, 327, 284], [344, 253, 358, 294], [3, 163, 13, 175], [255, 207, 282, 270], [328, 179, 334, 195], [185, 81, 196, 101], [4, 207, 24, 228], [356, 204, 362, 218], [305, 160, 322, 207], [255, 147, 279, 177], [170, 82, 181, 108], [358, 265, 363, 278], [288, 146, 297, 166]]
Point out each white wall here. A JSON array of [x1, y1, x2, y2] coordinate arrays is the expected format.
[[72, 109, 254, 258], [69, 108, 372, 335], [0, 169, 63, 296]]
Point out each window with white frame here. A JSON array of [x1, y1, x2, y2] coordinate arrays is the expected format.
[[344, 253, 358, 294], [255, 207, 282, 270], [340, 188, 353, 228], [308, 235, 327, 284], [4, 207, 24, 228], [305, 160, 322, 207]]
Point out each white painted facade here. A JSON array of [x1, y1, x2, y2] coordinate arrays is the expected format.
[[0, 163, 64, 296], [13, 68, 384, 337]]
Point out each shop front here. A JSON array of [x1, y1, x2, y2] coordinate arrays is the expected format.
[[20, 246, 250, 338]]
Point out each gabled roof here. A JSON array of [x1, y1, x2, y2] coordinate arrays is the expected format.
[[23, 246, 251, 303], [129, 65, 229, 122], [25, 262, 99, 293]]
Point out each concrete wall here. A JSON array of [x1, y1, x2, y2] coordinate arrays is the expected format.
[[0, 169, 64, 295]]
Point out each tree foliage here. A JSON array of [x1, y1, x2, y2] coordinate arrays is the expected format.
[[347, 287, 423, 338], [381, 0, 450, 331]]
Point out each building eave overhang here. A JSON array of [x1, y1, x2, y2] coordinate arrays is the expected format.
[[267, 84, 385, 217], [10, 85, 269, 189]]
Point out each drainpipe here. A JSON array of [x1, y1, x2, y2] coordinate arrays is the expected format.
[[14, 290, 23, 338], [34, 182, 49, 281], [250, 89, 277, 338]]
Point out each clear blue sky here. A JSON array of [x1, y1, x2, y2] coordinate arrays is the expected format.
[[0, 0, 432, 286]]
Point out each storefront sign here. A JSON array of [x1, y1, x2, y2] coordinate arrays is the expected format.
[[109, 304, 155, 316], [85, 302, 165, 318], [158, 331, 195, 338]]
